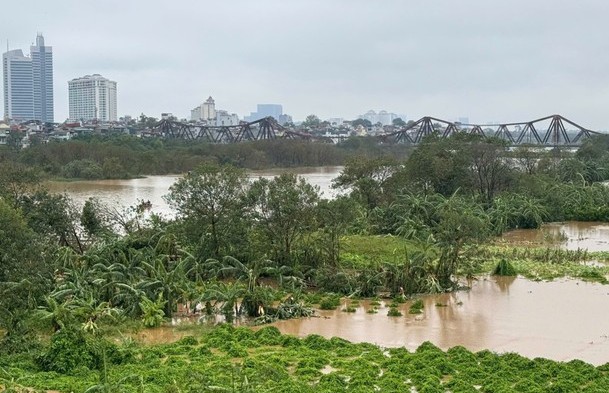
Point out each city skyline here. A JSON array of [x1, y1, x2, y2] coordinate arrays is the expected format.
[[3, 33, 54, 123], [2, 1, 609, 128]]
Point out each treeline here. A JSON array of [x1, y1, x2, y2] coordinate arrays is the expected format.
[[0, 134, 411, 179]]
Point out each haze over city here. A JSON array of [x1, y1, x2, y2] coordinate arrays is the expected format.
[[3, 0, 609, 128]]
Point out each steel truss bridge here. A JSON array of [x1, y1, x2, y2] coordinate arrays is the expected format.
[[151, 114, 599, 147], [381, 114, 599, 146], [151, 117, 331, 143]]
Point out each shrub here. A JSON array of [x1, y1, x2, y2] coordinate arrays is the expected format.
[[319, 296, 341, 310], [36, 327, 93, 374], [387, 307, 402, 317], [409, 299, 424, 314], [493, 259, 517, 276]]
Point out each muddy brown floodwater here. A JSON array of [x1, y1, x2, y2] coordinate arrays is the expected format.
[[45, 166, 343, 217], [47, 173, 609, 364], [273, 277, 609, 365], [501, 221, 609, 252]]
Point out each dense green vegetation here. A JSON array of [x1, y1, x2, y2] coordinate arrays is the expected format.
[[4, 325, 609, 392], [3, 132, 609, 391], [0, 134, 410, 179]]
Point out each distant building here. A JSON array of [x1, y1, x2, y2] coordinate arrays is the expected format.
[[31, 34, 54, 123], [0, 122, 9, 144], [358, 110, 399, 126], [202, 96, 216, 121], [68, 74, 118, 122], [278, 114, 293, 125], [3, 49, 34, 121], [245, 104, 292, 125], [215, 110, 239, 126], [190, 96, 239, 126], [3, 33, 54, 123], [191, 96, 217, 122], [326, 117, 345, 126], [190, 106, 201, 121]]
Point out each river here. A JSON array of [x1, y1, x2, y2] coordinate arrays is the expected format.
[[46, 170, 609, 364], [45, 166, 344, 216]]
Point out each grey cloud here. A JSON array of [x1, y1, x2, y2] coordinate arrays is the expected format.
[[3, 0, 609, 129]]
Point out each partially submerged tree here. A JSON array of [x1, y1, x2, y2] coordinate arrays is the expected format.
[[166, 163, 248, 259]]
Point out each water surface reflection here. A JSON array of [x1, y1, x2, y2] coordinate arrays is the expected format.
[[46, 166, 343, 216], [501, 221, 609, 251], [272, 277, 609, 365]]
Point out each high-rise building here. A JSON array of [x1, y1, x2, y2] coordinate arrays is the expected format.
[[3, 49, 33, 121], [2, 34, 54, 123], [244, 104, 292, 124], [31, 34, 54, 123], [68, 74, 117, 122], [245, 104, 283, 122], [358, 110, 399, 126]]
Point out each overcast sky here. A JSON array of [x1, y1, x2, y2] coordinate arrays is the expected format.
[[3, 0, 609, 128]]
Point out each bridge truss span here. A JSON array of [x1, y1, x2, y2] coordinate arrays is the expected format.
[[381, 114, 599, 146], [153, 117, 334, 143]]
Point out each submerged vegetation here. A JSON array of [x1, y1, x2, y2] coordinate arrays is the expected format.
[[3, 133, 609, 390]]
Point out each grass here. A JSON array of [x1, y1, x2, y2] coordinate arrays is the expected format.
[[341, 235, 412, 268]]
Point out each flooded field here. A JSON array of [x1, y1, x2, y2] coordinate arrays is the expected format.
[[272, 277, 609, 365], [501, 221, 609, 252], [46, 173, 609, 365], [137, 277, 609, 365]]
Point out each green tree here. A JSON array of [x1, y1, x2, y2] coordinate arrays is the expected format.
[[81, 198, 106, 237], [351, 118, 372, 128], [468, 138, 512, 205], [316, 197, 358, 266], [19, 191, 83, 252], [333, 156, 400, 211], [392, 118, 407, 127], [6, 130, 23, 151], [246, 174, 320, 264], [301, 114, 321, 128], [165, 163, 248, 258], [0, 162, 41, 206], [405, 133, 472, 196]]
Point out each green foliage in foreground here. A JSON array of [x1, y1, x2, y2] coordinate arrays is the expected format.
[[3, 325, 609, 392]]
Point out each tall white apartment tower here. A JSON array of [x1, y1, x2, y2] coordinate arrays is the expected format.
[[68, 74, 117, 122], [3, 49, 33, 121]]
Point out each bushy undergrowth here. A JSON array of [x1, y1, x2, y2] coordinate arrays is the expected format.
[[3, 326, 609, 392]]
